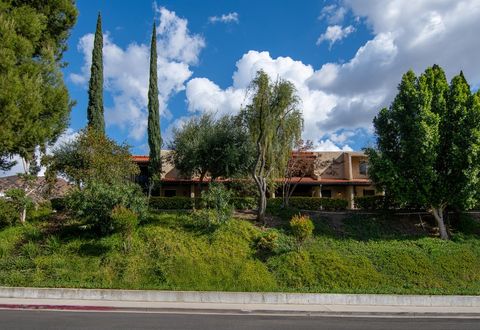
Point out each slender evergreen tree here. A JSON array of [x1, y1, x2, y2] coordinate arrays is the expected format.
[[147, 23, 162, 196], [87, 13, 105, 134]]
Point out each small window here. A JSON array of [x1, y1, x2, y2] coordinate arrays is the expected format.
[[363, 189, 375, 196], [359, 160, 368, 175], [321, 190, 332, 198], [164, 190, 176, 197]]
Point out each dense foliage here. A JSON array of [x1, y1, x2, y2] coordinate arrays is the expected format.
[[169, 113, 254, 182], [367, 65, 480, 239], [86, 13, 104, 133], [289, 214, 314, 242], [0, 0, 77, 170], [147, 23, 162, 194], [267, 197, 348, 211]]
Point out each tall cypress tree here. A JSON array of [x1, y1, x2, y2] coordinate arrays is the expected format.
[[87, 13, 105, 134], [147, 23, 162, 195]]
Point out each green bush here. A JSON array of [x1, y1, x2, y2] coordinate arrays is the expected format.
[[191, 209, 228, 229], [256, 229, 280, 253], [290, 214, 314, 241], [354, 195, 400, 211], [0, 198, 17, 228], [267, 197, 348, 211], [199, 183, 233, 224], [231, 197, 256, 210], [67, 181, 146, 234], [149, 196, 198, 210]]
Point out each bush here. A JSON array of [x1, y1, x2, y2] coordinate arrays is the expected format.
[[149, 197, 198, 210], [200, 183, 233, 224], [354, 195, 399, 211], [290, 214, 314, 241], [267, 197, 348, 211], [191, 209, 228, 229], [231, 197, 256, 210], [66, 181, 147, 235], [256, 229, 280, 253], [0, 198, 17, 228]]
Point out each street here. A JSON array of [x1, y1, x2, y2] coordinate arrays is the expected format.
[[0, 310, 478, 330]]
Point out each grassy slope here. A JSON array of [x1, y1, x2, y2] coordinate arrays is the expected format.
[[0, 211, 479, 294]]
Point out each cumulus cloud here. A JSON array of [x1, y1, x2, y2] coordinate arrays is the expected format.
[[315, 139, 353, 151], [316, 25, 355, 49], [209, 12, 239, 24], [70, 6, 204, 141]]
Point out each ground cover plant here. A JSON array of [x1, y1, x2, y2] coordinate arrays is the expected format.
[[0, 205, 479, 295]]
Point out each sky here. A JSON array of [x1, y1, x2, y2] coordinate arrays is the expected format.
[[3, 0, 480, 176]]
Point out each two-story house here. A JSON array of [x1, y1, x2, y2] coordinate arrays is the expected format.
[[132, 151, 380, 209]]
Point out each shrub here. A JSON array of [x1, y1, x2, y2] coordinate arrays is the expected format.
[[0, 198, 17, 228], [149, 197, 198, 210], [66, 181, 146, 235], [231, 197, 256, 210], [111, 206, 138, 252], [290, 214, 314, 241], [256, 230, 280, 253], [354, 195, 399, 211], [191, 209, 228, 230], [267, 197, 348, 211], [200, 183, 233, 224]]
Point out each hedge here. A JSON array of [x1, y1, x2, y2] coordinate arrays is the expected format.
[[354, 195, 423, 211], [268, 197, 348, 211], [149, 196, 257, 210]]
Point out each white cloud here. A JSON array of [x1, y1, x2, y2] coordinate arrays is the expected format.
[[70, 6, 204, 141], [316, 25, 355, 49], [315, 139, 353, 151], [319, 5, 348, 24], [209, 12, 239, 24]]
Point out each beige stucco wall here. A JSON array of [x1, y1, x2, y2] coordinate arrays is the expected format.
[[351, 156, 369, 179], [313, 152, 345, 179]]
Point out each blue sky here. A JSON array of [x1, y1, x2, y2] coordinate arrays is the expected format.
[[62, 0, 480, 155]]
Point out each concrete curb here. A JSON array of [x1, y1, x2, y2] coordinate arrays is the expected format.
[[0, 287, 479, 307]]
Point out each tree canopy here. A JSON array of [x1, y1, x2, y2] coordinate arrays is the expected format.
[[0, 0, 78, 170], [366, 65, 480, 239], [240, 70, 303, 222], [169, 113, 254, 184]]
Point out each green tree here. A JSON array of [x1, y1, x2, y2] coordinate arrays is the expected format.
[[240, 71, 303, 223], [0, 0, 78, 172], [169, 113, 254, 189], [86, 13, 105, 133], [367, 65, 480, 240], [147, 23, 162, 197], [47, 129, 139, 187]]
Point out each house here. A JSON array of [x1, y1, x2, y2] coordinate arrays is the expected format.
[[132, 151, 381, 209], [0, 175, 72, 203]]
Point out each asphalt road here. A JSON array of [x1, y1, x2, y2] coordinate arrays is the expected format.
[[0, 310, 479, 330]]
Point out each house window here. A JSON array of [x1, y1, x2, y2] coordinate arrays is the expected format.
[[164, 190, 176, 197], [321, 190, 332, 198], [363, 189, 375, 196], [359, 160, 368, 175]]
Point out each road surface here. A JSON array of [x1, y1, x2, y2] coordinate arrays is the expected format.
[[0, 309, 479, 330]]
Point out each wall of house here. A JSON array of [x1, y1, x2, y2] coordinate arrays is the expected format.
[[351, 156, 369, 179], [313, 152, 345, 179]]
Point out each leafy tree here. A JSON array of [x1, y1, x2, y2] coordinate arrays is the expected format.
[[0, 0, 78, 174], [5, 188, 33, 224], [367, 65, 480, 240], [147, 23, 162, 197], [86, 13, 105, 133], [47, 129, 139, 187], [240, 71, 303, 223], [169, 113, 254, 188]]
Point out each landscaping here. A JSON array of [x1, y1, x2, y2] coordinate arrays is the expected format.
[[1, 207, 479, 295]]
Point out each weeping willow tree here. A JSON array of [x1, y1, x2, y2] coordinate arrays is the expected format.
[[241, 70, 303, 223]]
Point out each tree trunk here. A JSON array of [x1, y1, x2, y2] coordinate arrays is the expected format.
[[431, 206, 449, 240], [258, 186, 267, 225], [20, 207, 26, 224]]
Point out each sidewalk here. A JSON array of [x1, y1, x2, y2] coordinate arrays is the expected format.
[[0, 287, 479, 318]]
